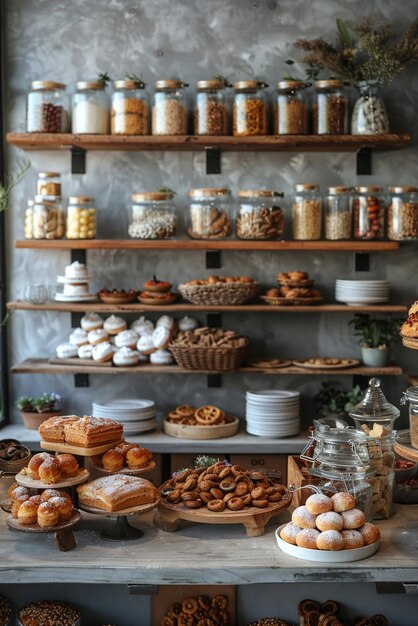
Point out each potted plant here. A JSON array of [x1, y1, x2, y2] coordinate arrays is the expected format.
[[16, 392, 62, 430], [314, 382, 362, 418], [349, 314, 402, 367]]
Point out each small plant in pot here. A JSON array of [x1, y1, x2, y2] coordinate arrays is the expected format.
[[16, 392, 62, 430], [314, 382, 362, 418], [349, 314, 402, 367]]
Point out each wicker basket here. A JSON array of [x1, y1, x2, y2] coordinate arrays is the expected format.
[[169, 341, 249, 371], [178, 282, 259, 306]]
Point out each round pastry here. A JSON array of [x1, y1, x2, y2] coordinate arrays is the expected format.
[[81, 312, 104, 331], [64, 260, 89, 280], [48, 496, 73, 521], [37, 501, 60, 527], [126, 446, 152, 469], [316, 530, 344, 551], [103, 314, 127, 335], [114, 329, 139, 349], [7, 482, 18, 497], [41, 488, 71, 502], [409, 301, 418, 316], [152, 326, 171, 350], [305, 493, 333, 515], [296, 528, 320, 549], [69, 328, 89, 347], [56, 342, 78, 359], [358, 522, 380, 545], [341, 529, 365, 549], [10, 485, 30, 500], [11, 493, 30, 517], [114, 442, 137, 456], [341, 508, 365, 530], [291, 505, 317, 529], [279, 522, 302, 545], [331, 491, 356, 513], [78, 343, 93, 359], [102, 449, 124, 471], [316, 511, 344, 532], [28, 495, 43, 506], [88, 328, 110, 345], [150, 349, 174, 365], [17, 499, 38, 525], [156, 315, 177, 334], [38, 456, 62, 484], [57, 453, 79, 477], [113, 347, 140, 367], [178, 316, 199, 332], [93, 341, 114, 363], [137, 334, 156, 355], [131, 316, 154, 336], [27, 452, 50, 480]]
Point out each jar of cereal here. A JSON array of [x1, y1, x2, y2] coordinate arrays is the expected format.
[[27, 81, 69, 133], [37, 172, 61, 196], [292, 184, 322, 240], [66, 196, 96, 239], [325, 187, 353, 240], [33, 195, 65, 240], [152, 80, 188, 135], [194, 79, 229, 135], [387, 186, 418, 241], [128, 191, 177, 239], [232, 81, 268, 136], [274, 80, 309, 134], [236, 190, 284, 240], [188, 188, 232, 239], [353, 186, 385, 240], [313, 80, 349, 135], [111, 79, 149, 135]]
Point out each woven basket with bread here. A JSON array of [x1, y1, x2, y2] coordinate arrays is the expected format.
[[179, 275, 258, 306], [169, 327, 248, 371]]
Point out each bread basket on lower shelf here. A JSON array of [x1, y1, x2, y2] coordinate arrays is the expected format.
[[169, 342, 249, 371], [178, 281, 259, 306]]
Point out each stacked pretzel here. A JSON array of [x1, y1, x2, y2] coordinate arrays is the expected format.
[[167, 405, 229, 426]]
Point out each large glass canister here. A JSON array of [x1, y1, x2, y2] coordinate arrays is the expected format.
[[292, 183, 322, 240], [232, 81, 268, 136], [32, 195, 65, 239], [315, 472, 374, 522], [128, 191, 177, 239], [152, 80, 188, 135], [66, 196, 96, 239], [111, 79, 149, 135], [353, 186, 385, 240], [236, 189, 284, 240], [72, 81, 110, 134], [27, 81, 70, 133], [312, 79, 349, 134], [188, 188, 232, 239], [274, 80, 309, 134], [325, 186, 352, 240], [37, 172, 61, 196], [402, 385, 418, 449], [194, 79, 229, 135], [387, 186, 418, 241]]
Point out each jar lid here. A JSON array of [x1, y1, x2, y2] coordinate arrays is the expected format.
[[388, 186, 418, 193], [38, 172, 61, 179], [34, 194, 61, 203], [113, 79, 145, 90], [327, 186, 352, 194], [155, 79, 188, 90], [238, 189, 284, 198], [189, 188, 230, 199], [76, 81, 104, 91], [277, 80, 306, 90], [132, 192, 174, 202], [196, 80, 226, 90], [295, 183, 319, 192], [233, 80, 268, 90], [403, 385, 418, 402], [68, 196, 95, 204], [31, 81, 65, 91], [315, 79, 344, 89], [355, 186, 384, 193], [349, 378, 400, 421]]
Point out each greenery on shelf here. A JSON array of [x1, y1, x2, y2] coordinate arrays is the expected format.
[[0, 159, 30, 213], [314, 382, 363, 416], [126, 72, 146, 88], [16, 392, 62, 414], [349, 314, 402, 349], [97, 72, 111, 89]]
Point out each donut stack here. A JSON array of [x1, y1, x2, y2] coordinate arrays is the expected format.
[[280, 492, 380, 551]]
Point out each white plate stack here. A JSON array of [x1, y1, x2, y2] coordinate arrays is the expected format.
[[245, 390, 300, 438], [92, 399, 157, 434], [335, 279, 390, 306]]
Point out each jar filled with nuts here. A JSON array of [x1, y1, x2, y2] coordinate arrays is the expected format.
[[188, 188, 232, 239], [274, 80, 309, 134], [312, 79, 349, 135], [23, 199, 34, 239], [26, 81, 70, 133], [32, 195, 65, 240], [236, 189, 284, 240], [128, 191, 177, 239], [72, 81, 109, 134], [353, 186, 385, 240], [152, 79, 188, 135], [194, 79, 229, 135], [325, 187, 353, 240], [111, 79, 149, 135], [387, 186, 418, 241], [292, 183, 322, 240], [37, 172, 61, 196], [352, 81, 389, 135], [66, 196, 96, 239], [232, 81, 268, 136]]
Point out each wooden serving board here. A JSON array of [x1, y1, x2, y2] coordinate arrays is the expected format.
[[79, 497, 160, 517], [292, 358, 360, 370], [163, 416, 239, 440], [40, 438, 123, 457], [48, 357, 112, 367], [90, 459, 156, 476], [15, 468, 90, 489], [261, 296, 322, 306], [6, 510, 81, 551], [151, 585, 236, 626], [248, 359, 291, 369]]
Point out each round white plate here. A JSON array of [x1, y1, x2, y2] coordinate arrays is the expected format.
[[55, 293, 98, 302], [57, 275, 94, 284], [246, 390, 300, 398], [93, 399, 155, 410]]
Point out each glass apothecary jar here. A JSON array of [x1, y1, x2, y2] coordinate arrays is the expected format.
[[232, 81, 268, 136], [351, 81, 389, 135], [236, 189, 284, 240], [111, 79, 149, 135], [274, 80, 309, 135], [32, 195, 65, 240], [188, 188, 232, 239], [312, 79, 349, 135], [27, 81, 69, 133], [37, 172, 61, 196], [353, 186, 385, 240], [66, 196, 96, 239], [314, 472, 374, 522], [194, 79, 229, 135], [24, 199, 34, 239], [292, 183, 322, 240], [72, 81, 109, 134], [128, 191, 177, 239], [387, 186, 418, 241], [402, 385, 418, 449], [325, 186, 352, 240], [152, 80, 188, 135]]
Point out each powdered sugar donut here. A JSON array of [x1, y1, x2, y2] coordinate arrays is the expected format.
[[92, 341, 114, 363], [316, 511, 344, 532], [114, 330, 139, 349], [78, 344, 93, 359], [88, 328, 109, 345], [358, 522, 380, 545], [341, 529, 364, 549], [331, 492, 356, 513], [131, 316, 154, 336], [296, 528, 320, 549], [113, 347, 140, 367], [316, 530, 344, 551], [156, 315, 177, 334], [81, 312, 104, 331], [279, 522, 302, 545], [291, 505, 317, 529], [152, 326, 171, 350], [137, 335, 156, 355], [178, 316, 199, 332], [341, 508, 365, 530], [56, 342, 78, 359], [103, 315, 127, 335], [150, 349, 173, 365], [69, 328, 89, 347], [305, 493, 333, 515]]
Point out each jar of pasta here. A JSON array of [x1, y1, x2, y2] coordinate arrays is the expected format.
[[152, 80, 188, 135], [325, 187, 353, 240], [128, 191, 177, 239], [188, 188, 232, 239], [232, 81, 268, 136], [26, 81, 69, 133], [312, 80, 349, 135], [24, 199, 34, 239], [37, 172, 61, 196], [32, 195, 65, 240], [387, 186, 418, 241], [194, 79, 229, 135], [66, 196, 96, 239], [111, 79, 149, 135], [292, 184, 322, 240], [72, 81, 109, 134], [353, 186, 385, 240], [274, 80, 309, 134], [236, 190, 284, 240]]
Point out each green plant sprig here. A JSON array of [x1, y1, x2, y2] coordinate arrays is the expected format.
[[0, 159, 30, 213], [349, 314, 403, 349], [156, 187, 176, 196], [126, 72, 146, 89], [314, 382, 363, 416], [97, 72, 111, 89]]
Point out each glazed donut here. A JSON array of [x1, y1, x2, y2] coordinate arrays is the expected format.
[[56, 342, 78, 359], [102, 449, 124, 471], [152, 326, 171, 350], [207, 499, 225, 512], [227, 497, 245, 511], [37, 501, 60, 528], [137, 334, 156, 355], [223, 493, 235, 503], [131, 316, 154, 336], [315, 511, 344, 532], [341, 529, 365, 549], [279, 522, 302, 545], [114, 330, 139, 349], [316, 530, 344, 551], [219, 479, 235, 493], [17, 499, 38, 525], [103, 315, 127, 336], [27, 452, 51, 480], [38, 456, 61, 484], [166, 490, 182, 504], [92, 341, 114, 363], [57, 454, 79, 477], [231, 464, 247, 477], [88, 328, 110, 345], [80, 312, 104, 331], [296, 528, 320, 549], [341, 508, 366, 530], [150, 349, 173, 365], [358, 522, 381, 545], [113, 347, 140, 367], [305, 493, 333, 515], [292, 505, 317, 529], [48, 496, 73, 522], [331, 491, 356, 513], [209, 487, 223, 500], [69, 328, 88, 347], [200, 492, 215, 504], [78, 344, 93, 359], [235, 482, 249, 497]]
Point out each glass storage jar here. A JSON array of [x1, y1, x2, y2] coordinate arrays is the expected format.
[[292, 183, 322, 240], [402, 385, 418, 449], [387, 186, 418, 241], [37, 172, 61, 196], [315, 472, 373, 522], [194, 79, 229, 135], [236, 189, 284, 240], [72, 81, 109, 134], [353, 186, 385, 240], [24, 199, 34, 239], [274, 80, 309, 135], [152, 80, 188, 135], [26, 81, 69, 133], [351, 81, 389, 135], [232, 81, 268, 136], [128, 191, 177, 239], [312, 79, 349, 134], [188, 188, 232, 239], [325, 186, 352, 240], [32, 195, 65, 240], [66, 196, 96, 239], [111, 79, 149, 135]]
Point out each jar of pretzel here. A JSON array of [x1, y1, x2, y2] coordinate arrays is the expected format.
[[232, 81, 268, 136], [188, 188, 232, 239]]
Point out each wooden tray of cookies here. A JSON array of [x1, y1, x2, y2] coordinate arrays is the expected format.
[[6, 510, 81, 551], [40, 439, 124, 457], [15, 468, 90, 489], [163, 416, 239, 440]]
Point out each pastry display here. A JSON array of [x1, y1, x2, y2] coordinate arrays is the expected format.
[[171, 327, 247, 350], [77, 474, 157, 512], [80, 312, 104, 331], [160, 594, 229, 626], [10, 487, 74, 526], [21, 452, 80, 483], [179, 275, 258, 306], [167, 404, 229, 426], [138, 278, 177, 305], [18, 601, 80, 626], [103, 315, 127, 335], [55, 261, 96, 302], [262, 285, 322, 304], [0, 594, 11, 626]]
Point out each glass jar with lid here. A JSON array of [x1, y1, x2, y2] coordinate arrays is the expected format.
[[387, 186, 418, 241], [111, 79, 149, 135], [236, 189, 284, 240], [32, 195, 65, 240], [128, 191, 177, 239], [292, 183, 322, 240], [232, 81, 268, 136], [325, 186, 352, 240], [314, 472, 374, 521], [66, 196, 96, 239], [26, 81, 69, 133], [24, 199, 34, 239], [72, 81, 109, 134], [188, 188, 232, 239], [312, 79, 349, 134], [402, 385, 418, 449], [152, 80, 188, 135], [353, 186, 385, 240], [194, 79, 229, 135], [37, 172, 61, 196], [274, 80, 309, 135]]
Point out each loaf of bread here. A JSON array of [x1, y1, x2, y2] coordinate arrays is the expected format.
[[77, 475, 157, 512], [63, 415, 123, 448], [39, 415, 80, 442]]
